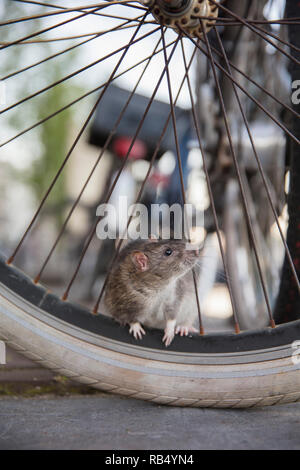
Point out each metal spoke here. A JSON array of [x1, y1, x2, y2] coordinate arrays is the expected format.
[[0, 23, 153, 45], [63, 36, 181, 302], [180, 38, 240, 334], [100, 0, 148, 11], [0, 36, 175, 149], [1, 34, 102, 80], [12, 0, 142, 10], [7, 0, 145, 22], [199, 19, 275, 328], [0, 2, 132, 50], [247, 22, 300, 54], [34, 30, 165, 284], [160, 27, 204, 334], [7, 13, 150, 265], [11, 1, 300, 24], [92, 37, 198, 315], [212, 25, 300, 294], [1, 16, 145, 81], [0, 23, 158, 115], [202, 18, 300, 26], [201, 37, 299, 121], [1, 0, 297, 332], [177, 26, 300, 146], [0, 4, 133, 27], [209, 0, 300, 67]]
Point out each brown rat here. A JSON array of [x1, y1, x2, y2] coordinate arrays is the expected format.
[[104, 238, 200, 346]]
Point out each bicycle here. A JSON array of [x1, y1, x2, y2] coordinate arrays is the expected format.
[[0, 0, 299, 407]]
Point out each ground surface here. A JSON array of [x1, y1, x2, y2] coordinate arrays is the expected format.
[[0, 394, 299, 450]]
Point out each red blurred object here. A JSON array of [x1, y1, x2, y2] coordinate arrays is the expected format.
[[113, 136, 147, 160], [148, 170, 170, 189]]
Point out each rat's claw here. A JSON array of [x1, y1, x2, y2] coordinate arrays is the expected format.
[[175, 325, 198, 337], [162, 331, 175, 347], [129, 322, 145, 340], [163, 319, 176, 347]]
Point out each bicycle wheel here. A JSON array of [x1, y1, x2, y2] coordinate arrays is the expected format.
[[0, 0, 299, 407]]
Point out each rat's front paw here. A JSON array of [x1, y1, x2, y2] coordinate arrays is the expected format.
[[162, 319, 176, 347], [175, 325, 198, 337], [129, 322, 146, 340]]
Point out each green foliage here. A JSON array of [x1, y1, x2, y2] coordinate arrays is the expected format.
[[26, 66, 74, 226], [1, 0, 82, 227]]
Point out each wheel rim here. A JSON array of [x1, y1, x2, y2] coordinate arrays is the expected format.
[[0, 0, 299, 346]]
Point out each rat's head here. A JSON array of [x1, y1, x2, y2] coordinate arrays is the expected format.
[[125, 239, 200, 284]]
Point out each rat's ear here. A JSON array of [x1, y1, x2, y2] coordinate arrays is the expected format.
[[131, 251, 149, 272]]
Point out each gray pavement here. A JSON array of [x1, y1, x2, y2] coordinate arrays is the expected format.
[[0, 394, 299, 450]]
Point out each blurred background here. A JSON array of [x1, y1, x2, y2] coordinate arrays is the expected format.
[[0, 0, 294, 386], [0, 0, 289, 328]]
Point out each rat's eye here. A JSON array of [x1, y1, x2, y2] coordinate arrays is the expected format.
[[164, 248, 173, 256]]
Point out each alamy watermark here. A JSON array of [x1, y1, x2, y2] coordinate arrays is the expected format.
[[291, 341, 300, 365], [0, 341, 6, 365], [291, 80, 300, 105], [96, 197, 204, 249]]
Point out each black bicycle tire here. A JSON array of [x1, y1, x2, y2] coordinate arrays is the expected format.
[[1, 253, 300, 355]]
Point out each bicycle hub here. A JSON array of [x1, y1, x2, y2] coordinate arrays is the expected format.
[[141, 0, 219, 37]]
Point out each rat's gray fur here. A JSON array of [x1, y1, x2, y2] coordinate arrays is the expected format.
[[104, 239, 199, 331]]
